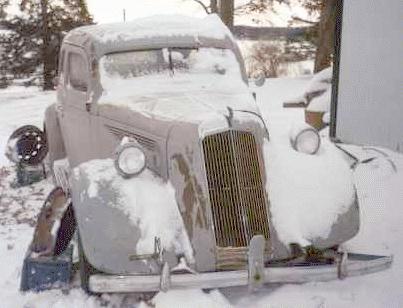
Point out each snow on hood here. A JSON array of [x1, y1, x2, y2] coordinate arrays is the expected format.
[[100, 87, 258, 126], [74, 159, 194, 262], [98, 69, 260, 136], [264, 137, 355, 246]]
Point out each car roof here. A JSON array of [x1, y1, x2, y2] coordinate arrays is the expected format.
[[63, 14, 236, 59]]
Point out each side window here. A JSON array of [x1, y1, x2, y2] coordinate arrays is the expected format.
[[68, 52, 88, 92]]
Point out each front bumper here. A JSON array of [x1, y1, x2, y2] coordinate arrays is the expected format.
[[89, 253, 392, 293]]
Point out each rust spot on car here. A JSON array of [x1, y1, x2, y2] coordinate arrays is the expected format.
[[172, 153, 207, 239]]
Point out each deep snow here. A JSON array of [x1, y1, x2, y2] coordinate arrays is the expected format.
[[0, 77, 402, 307], [263, 136, 356, 246], [75, 159, 194, 260]]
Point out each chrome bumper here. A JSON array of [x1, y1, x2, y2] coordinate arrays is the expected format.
[[89, 253, 392, 293]]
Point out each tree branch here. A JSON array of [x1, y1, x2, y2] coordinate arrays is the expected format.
[[292, 15, 317, 25], [191, 0, 210, 15]]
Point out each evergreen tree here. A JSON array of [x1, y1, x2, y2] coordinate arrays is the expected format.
[[0, 0, 93, 89]]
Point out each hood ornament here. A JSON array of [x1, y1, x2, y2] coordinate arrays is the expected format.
[[225, 106, 234, 128]]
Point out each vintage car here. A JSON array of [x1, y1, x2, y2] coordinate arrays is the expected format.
[[7, 15, 392, 294]]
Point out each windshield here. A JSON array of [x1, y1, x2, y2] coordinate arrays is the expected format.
[[99, 48, 245, 97]]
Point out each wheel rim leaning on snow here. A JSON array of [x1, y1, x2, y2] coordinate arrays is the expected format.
[[6, 125, 48, 166]]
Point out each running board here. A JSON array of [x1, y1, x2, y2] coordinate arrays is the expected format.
[[89, 253, 392, 293]]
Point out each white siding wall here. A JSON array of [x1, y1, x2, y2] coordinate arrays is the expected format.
[[335, 0, 403, 152]]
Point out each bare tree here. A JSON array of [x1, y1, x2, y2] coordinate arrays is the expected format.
[[313, 0, 337, 72], [189, 0, 233, 28], [190, 0, 218, 14], [248, 41, 283, 77], [189, 0, 284, 29], [189, 0, 337, 73], [220, 0, 234, 29], [293, 0, 339, 72]]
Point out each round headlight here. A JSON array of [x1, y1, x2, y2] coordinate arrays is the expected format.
[[290, 123, 321, 155], [114, 142, 146, 178]]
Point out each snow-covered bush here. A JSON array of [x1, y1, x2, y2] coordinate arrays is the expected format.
[[247, 41, 284, 78]]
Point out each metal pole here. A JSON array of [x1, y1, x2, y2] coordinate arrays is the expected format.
[[123, 9, 126, 22]]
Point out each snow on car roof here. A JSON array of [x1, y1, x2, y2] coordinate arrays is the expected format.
[[64, 14, 235, 58]]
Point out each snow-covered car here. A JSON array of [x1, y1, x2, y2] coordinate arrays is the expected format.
[[7, 15, 391, 294]]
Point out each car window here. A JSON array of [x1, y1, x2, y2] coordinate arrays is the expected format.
[[100, 48, 240, 79], [68, 52, 88, 92], [101, 50, 167, 78]]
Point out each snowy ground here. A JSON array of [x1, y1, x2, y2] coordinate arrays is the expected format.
[[0, 79, 402, 307]]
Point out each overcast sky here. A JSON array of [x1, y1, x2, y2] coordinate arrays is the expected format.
[[86, 0, 207, 23], [7, 0, 308, 26], [6, 0, 208, 23]]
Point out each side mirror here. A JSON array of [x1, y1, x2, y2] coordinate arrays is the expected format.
[[5, 125, 48, 166]]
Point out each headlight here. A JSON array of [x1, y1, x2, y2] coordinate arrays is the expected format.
[[290, 123, 321, 155], [114, 142, 146, 178]]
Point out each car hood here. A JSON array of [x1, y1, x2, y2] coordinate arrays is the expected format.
[[97, 89, 261, 136]]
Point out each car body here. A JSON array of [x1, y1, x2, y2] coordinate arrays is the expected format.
[[16, 15, 390, 293]]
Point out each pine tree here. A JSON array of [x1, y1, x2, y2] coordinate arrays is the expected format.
[[0, 0, 93, 89]]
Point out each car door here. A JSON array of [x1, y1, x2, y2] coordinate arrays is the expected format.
[[60, 46, 94, 168]]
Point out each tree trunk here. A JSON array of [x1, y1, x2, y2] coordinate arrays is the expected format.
[[41, 0, 53, 90], [314, 0, 338, 73], [219, 0, 234, 30], [0, 0, 9, 19], [211, 0, 218, 13]]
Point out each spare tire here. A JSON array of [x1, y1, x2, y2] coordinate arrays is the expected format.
[[6, 125, 48, 166]]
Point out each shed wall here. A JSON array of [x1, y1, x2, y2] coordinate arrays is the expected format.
[[334, 0, 403, 152]]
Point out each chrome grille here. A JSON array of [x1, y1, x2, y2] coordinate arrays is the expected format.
[[202, 130, 269, 247]]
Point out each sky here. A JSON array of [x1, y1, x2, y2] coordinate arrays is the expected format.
[[6, 0, 311, 27], [86, 0, 207, 23], [85, 0, 308, 25], [5, 0, 209, 23]]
